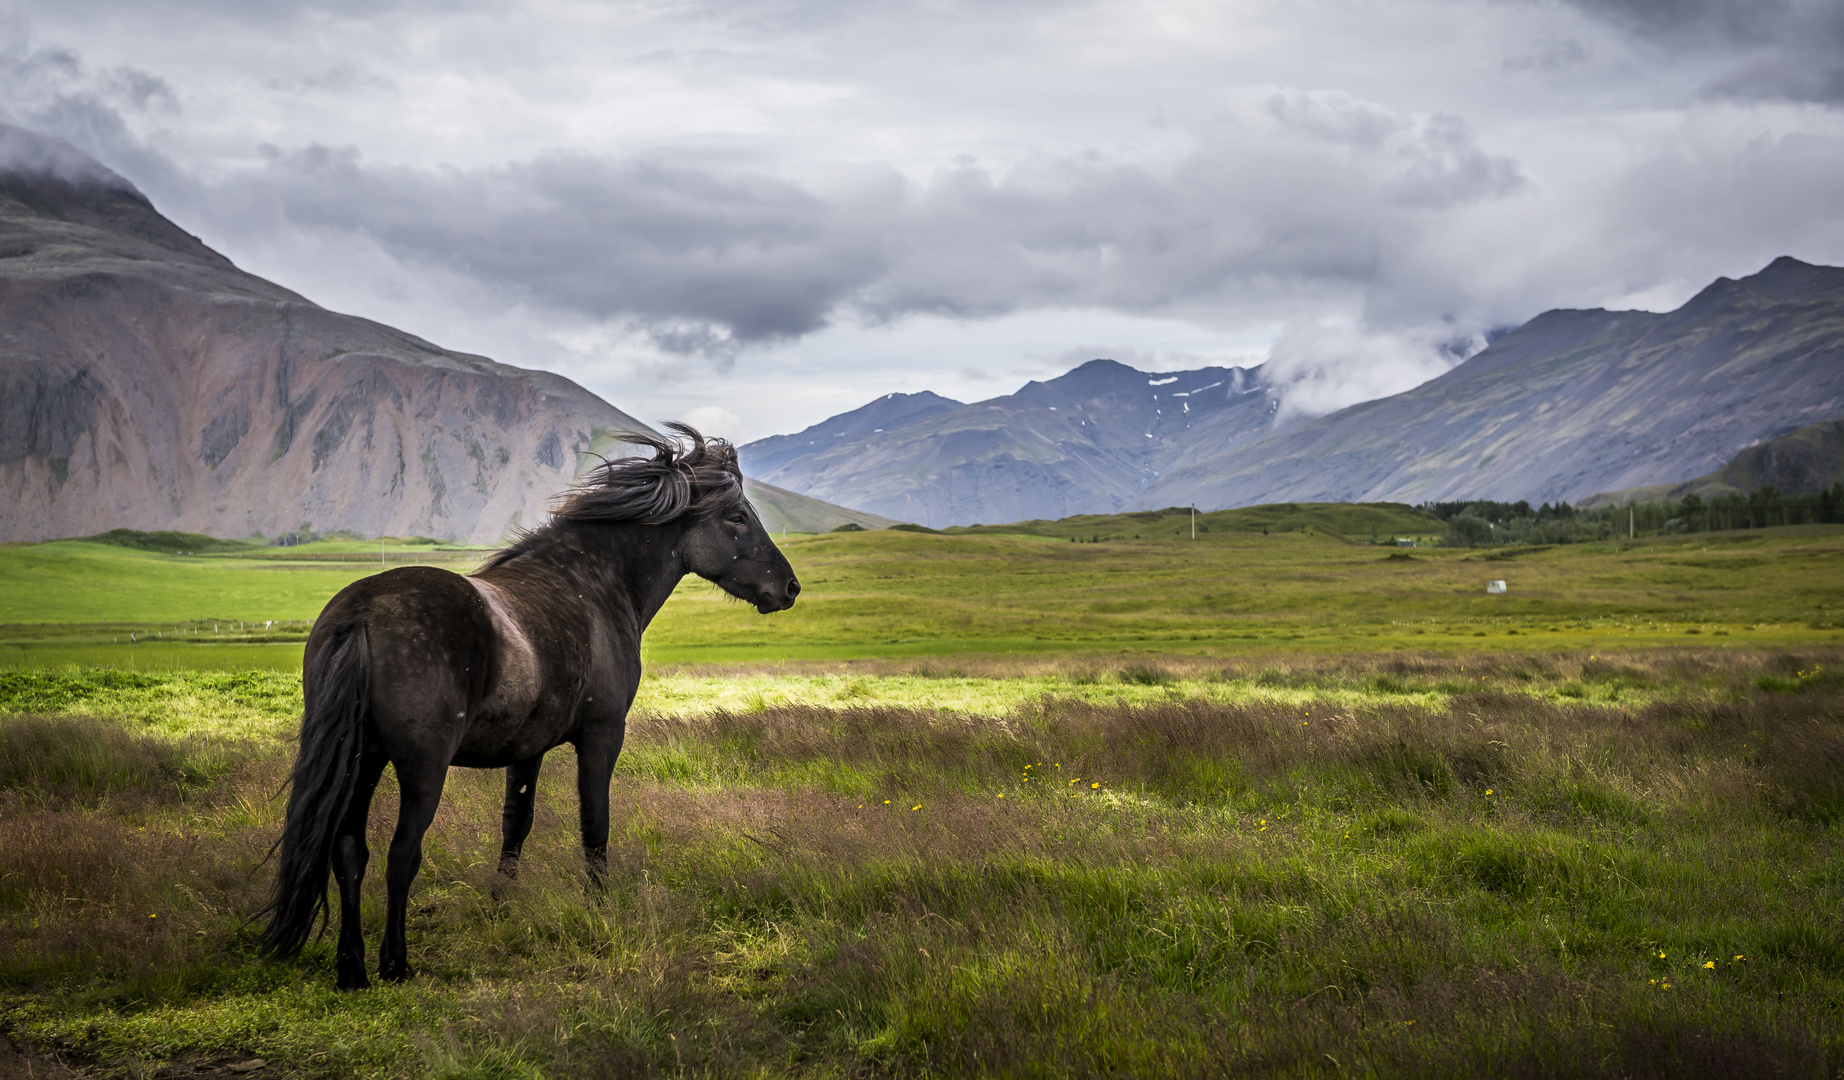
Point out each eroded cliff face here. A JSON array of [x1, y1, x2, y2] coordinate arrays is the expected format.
[[0, 126, 647, 544]]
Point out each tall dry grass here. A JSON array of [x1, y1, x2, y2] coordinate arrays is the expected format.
[[2, 653, 1841, 1077]]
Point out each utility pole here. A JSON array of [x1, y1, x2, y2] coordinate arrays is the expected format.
[[1191, 504, 1196, 539], [381, 533, 386, 570], [1629, 506, 1634, 540]]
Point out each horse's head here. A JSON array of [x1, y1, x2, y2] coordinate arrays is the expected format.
[[547, 423, 798, 614], [677, 455, 800, 615]]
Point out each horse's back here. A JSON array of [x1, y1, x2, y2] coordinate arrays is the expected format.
[[309, 566, 495, 761]]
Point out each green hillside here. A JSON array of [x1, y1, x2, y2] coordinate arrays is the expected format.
[[1585, 418, 1844, 508], [742, 477, 899, 533], [946, 501, 1442, 541], [85, 529, 264, 555]]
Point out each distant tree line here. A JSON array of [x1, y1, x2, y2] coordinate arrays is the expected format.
[[1419, 483, 1844, 547]]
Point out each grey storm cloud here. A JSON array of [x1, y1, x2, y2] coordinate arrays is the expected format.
[[6, 0, 1844, 436], [864, 98, 1523, 320], [239, 145, 899, 344], [1564, 0, 1844, 102], [216, 91, 1521, 354]]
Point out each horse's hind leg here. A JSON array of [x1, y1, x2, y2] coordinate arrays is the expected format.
[[332, 751, 387, 991], [496, 753, 546, 881], [378, 760, 447, 983]]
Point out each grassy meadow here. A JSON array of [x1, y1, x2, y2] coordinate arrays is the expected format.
[[2, 514, 1842, 1076], [3, 512, 1842, 669]]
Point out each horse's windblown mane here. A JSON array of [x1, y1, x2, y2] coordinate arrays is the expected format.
[[482, 423, 742, 570], [555, 423, 742, 524]]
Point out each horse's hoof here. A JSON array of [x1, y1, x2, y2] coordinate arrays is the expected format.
[[337, 952, 371, 990], [379, 963, 414, 983]]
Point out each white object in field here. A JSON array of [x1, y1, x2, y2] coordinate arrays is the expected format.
[[1486, 580, 1507, 595]]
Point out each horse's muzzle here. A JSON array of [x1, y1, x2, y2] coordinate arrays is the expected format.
[[756, 576, 800, 614]]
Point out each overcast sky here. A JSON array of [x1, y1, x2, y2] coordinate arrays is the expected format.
[[4, 0, 1843, 441]]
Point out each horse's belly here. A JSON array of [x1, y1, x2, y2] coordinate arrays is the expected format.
[[451, 715, 567, 768]]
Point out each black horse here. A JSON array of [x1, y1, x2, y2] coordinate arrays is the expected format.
[[257, 425, 798, 990]]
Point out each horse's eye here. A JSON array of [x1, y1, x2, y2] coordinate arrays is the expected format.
[[727, 513, 748, 525]]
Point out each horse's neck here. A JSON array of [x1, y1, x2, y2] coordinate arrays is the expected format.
[[565, 520, 687, 634]]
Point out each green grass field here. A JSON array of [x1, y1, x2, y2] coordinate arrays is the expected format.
[[4, 517, 1841, 670], [2, 516, 1842, 1076]]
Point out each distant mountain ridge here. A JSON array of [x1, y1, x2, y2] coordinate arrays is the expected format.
[[0, 125, 881, 543], [747, 257, 1844, 525], [1143, 256, 1844, 511], [740, 391, 964, 479], [741, 359, 1275, 527]]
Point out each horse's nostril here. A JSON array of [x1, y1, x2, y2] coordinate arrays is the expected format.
[[786, 578, 801, 599]]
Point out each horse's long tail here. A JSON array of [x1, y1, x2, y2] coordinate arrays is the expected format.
[[258, 623, 371, 959]]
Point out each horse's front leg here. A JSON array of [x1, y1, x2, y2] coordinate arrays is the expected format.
[[378, 760, 447, 983], [574, 730, 623, 890], [332, 751, 388, 991], [497, 753, 545, 879]]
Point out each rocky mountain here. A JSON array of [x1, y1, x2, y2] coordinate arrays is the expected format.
[[740, 391, 963, 479], [1141, 257, 1844, 511], [748, 257, 1844, 525], [740, 358, 1276, 527], [1581, 418, 1844, 508], [0, 125, 881, 544]]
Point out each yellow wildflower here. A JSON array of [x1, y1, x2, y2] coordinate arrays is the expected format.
[[1704, 961, 1715, 969]]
